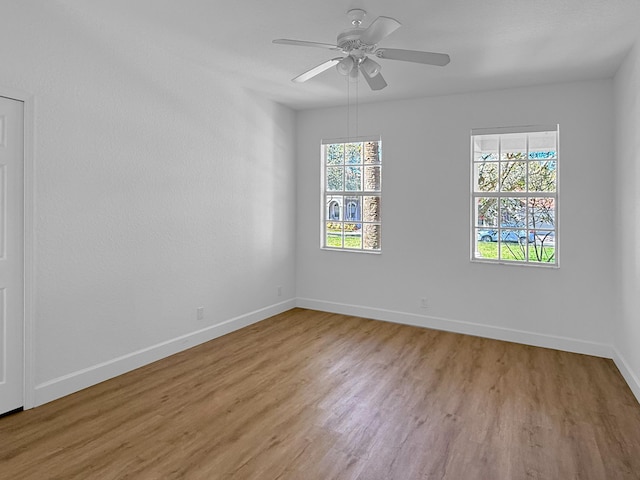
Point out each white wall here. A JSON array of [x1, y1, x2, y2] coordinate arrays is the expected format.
[[613, 40, 640, 401], [1, 2, 297, 405], [297, 80, 615, 357]]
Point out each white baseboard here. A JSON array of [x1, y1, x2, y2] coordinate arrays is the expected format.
[[612, 348, 640, 405], [296, 298, 613, 359], [33, 298, 629, 408], [33, 299, 296, 407]]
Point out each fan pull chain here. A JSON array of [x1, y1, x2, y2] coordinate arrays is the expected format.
[[345, 69, 360, 142], [346, 74, 350, 141], [355, 73, 359, 139]]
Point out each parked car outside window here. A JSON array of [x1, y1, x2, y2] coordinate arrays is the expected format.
[[477, 222, 533, 244]]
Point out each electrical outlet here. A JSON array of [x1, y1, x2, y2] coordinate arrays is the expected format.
[[196, 307, 204, 320], [277, 285, 282, 297], [420, 297, 428, 309]]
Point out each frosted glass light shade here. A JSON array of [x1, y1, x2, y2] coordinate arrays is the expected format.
[[361, 57, 381, 77], [336, 56, 355, 75]]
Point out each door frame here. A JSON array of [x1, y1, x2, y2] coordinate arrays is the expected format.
[[1, 86, 35, 410]]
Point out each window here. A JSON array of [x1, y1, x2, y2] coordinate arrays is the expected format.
[[322, 137, 381, 251], [471, 125, 558, 266]]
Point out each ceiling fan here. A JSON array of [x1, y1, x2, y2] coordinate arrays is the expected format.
[[273, 9, 450, 91]]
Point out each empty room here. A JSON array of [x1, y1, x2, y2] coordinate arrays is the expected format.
[[1, 1, 640, 478]]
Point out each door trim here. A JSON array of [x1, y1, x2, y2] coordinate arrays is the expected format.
[[1, 86, 35, 410]]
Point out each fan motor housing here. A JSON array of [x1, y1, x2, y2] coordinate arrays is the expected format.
[[337, 28, 374, 54]]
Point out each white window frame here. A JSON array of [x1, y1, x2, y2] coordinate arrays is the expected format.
[[321, 136, 382, 253], [471, 125, 559, 267]]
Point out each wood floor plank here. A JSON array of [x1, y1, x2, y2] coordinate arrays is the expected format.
[[2, 308, 640, 479]]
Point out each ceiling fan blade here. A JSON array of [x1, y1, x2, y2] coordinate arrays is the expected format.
[[360, 68, 387, 91], [360, 16, 401, 45], [273, 39, 340, 50], [292, 58, 342, 83], [375, 48, 450, 66]]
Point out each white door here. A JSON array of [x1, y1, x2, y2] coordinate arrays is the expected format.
[[0, 96, 24, 415]]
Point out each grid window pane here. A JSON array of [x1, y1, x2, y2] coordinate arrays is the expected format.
[[474, 162, 499, 192], [529, 161, 557, 192], [473, 135, 499, 161], [500, 241, 526, 261], [500, 133, 527, 160], [364, 165, 381, 191], [501, 161, 527, 192], [364, 224, 381, 250], [326, 143, 344, 165], [345, 143, 362, 164], [471, 127, 558, 266], [322, 138, 381, 252], [344, 223, 362, 249], [529, 131, 557, 157], [345, 166, 362, 191], [528, 198, 555, 232], [476, 198, 498, 227], [326, 167, 343, 191], [326, 195, 342, 221], [363, 196, 381, 222]]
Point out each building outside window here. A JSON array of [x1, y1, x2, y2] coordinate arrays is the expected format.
[[322, 137, 381, 251], [471, 125, 558, 266]]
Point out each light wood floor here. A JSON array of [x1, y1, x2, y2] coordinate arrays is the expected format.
[[2, 308, 640, 479]]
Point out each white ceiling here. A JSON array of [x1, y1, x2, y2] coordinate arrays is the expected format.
[[59, 0, 640, 110]]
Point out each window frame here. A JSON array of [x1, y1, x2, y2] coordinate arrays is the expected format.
[[470, 125, 559, 267], [321, 136, 382, 253]]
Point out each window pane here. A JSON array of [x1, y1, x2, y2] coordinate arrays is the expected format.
[[326, 167, 343, 191], [500, 161, 526, 192], [326, 195, 342, 221], [501, 133, 527, 160], [500, 228, 528, 244], [528, 131, 557, 159], [499, 240, 526, 261], [326, 143, 344, 165], [345, 166, 362, 191], [474, 162, 498, 192], [364, 165, 381, 191], [527, 198, 555, 230], [528, 161, 557, 192], [475, 230, 498, 259], [473, 135, 499, 161], [363, 224, 381, 250], [475, 197, 497, 227], [500, 197, 526, 226], [345, 143, 362, 164], [477, 227, 497, 243], [363, 196, 381, 222], [345, 196, 360, 221], [528, 242, 556, 263], [364, 141, 380, 164], [344, 223, 362, 249], [530, 230, 555, 246], [326, 222, 343, 248]]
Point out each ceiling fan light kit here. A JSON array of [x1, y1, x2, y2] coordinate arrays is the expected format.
[[273, 9, 450, 90], [361, 57, 381, 77], [336, 56, 355, 76]]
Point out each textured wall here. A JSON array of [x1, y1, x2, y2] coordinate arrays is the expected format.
[[0, 2, 296, 392]]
